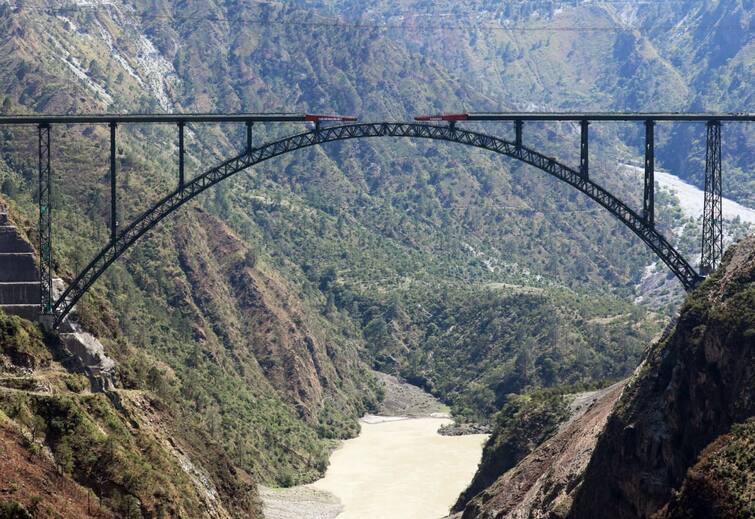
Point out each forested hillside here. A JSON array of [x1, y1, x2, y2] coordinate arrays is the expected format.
[[0, 0, 751, 516]]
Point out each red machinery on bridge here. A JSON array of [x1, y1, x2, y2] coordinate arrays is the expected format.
[[306, 113, 358, 130], [414, 113, 470, 122]]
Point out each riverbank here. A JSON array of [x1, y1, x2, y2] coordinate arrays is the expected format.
[[259, 486, 343, 519], [374, 372, 451, 417]]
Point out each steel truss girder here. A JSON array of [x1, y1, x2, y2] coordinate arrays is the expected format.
[[701, 121, 722, 274], [51, 122, 703, 327]]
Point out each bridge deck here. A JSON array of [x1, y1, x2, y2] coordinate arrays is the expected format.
[[0, 112, 752, 125], [467, 112, 754, 122], [0, 113, 307, 125]]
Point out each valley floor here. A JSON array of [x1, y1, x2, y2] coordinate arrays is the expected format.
[[260, 374, 487, 519], [622, 164, 755, 223]]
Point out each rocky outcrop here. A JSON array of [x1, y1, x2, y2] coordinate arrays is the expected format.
[[568, 237, 755, 518], [457, 383, 625, 519], [57, 330, 116, 392], [455, 237, 755, 519]]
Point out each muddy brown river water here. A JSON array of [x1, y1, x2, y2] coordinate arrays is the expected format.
[[309, 416, 487, 519]]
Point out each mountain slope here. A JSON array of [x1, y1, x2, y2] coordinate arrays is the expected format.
[[455, 236, 755, 519], [0, 0, 752, 513], [0, 309, 262, 518], [570, 235, 755, 518]]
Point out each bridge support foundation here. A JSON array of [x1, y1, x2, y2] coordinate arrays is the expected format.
[[38, 123, 53, 315], [701, 120, 722, 274]]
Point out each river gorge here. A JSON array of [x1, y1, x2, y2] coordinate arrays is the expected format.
[[261, 375, 488, 519]]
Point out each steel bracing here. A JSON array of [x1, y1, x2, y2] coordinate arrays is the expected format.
[[701, 121, 722, 274], [47, 122, 709, 327], [37, 124, 53, 315]]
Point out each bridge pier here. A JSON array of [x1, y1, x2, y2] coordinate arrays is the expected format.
[[701, 120, 722, 274], [580, 119, 589, 179], [514, 120, 523, 147], [110, 122, 118, 243], [37, 123, 53, 316], [246, 121, 253, 152], [643, 119, 655, 226], [178, 121, 186, 191]]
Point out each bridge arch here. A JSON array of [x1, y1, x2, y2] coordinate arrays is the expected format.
[[52, 122, 701, 326]]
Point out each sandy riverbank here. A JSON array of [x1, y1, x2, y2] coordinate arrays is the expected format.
[[259, 485, 343, 519]]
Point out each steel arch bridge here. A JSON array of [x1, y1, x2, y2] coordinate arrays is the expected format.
[[1, 111, 751, 328]]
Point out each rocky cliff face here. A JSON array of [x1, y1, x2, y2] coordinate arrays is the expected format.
[[569, 236, 755, 518], [456, 236, 755, 519], [456, 383, 626, 519]]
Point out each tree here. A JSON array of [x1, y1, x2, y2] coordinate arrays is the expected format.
[[55, 438, 74, 473], [319, 267, 337, 290], [1, 177, 18, 197], [29, 415, 47, 444], [243, 248, 259, 269], [147, 366, 168, 395]]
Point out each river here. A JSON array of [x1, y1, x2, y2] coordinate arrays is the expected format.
[[261, 375, 488, 519], [621, 164, 755, 223], [310, 416, 486, 519]]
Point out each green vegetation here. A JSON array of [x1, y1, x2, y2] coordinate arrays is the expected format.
[[0, 0, 751, 509], [454, 389, 570, 510], [337, 283, 655, 421], [681, 418, 755, 518], [0, 311, 260, 517], [0, 501, 34, 519], [0, 392, 198, 516], [0, 312, 51, 369]]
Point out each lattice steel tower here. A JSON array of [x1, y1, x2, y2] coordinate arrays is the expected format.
[[701, 120, 722, 274], [38, 123, 53, 316]]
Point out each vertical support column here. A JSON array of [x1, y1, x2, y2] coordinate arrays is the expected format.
[[38, 123, 53, 315], [178, 121, 185, 191], [514, 119, 523, 147], [701, 120, 722, 274], [643, 119, 655, 226], [246, 121, 253, 153], [109, 122, 117, 244], [580, 119, 589, 179]]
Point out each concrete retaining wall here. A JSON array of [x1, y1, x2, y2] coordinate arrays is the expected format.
[[0, 227, 34, 252], [0, 282, 41, 304], [1, 304, 41, 320], [0, 253, 39, 282]]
